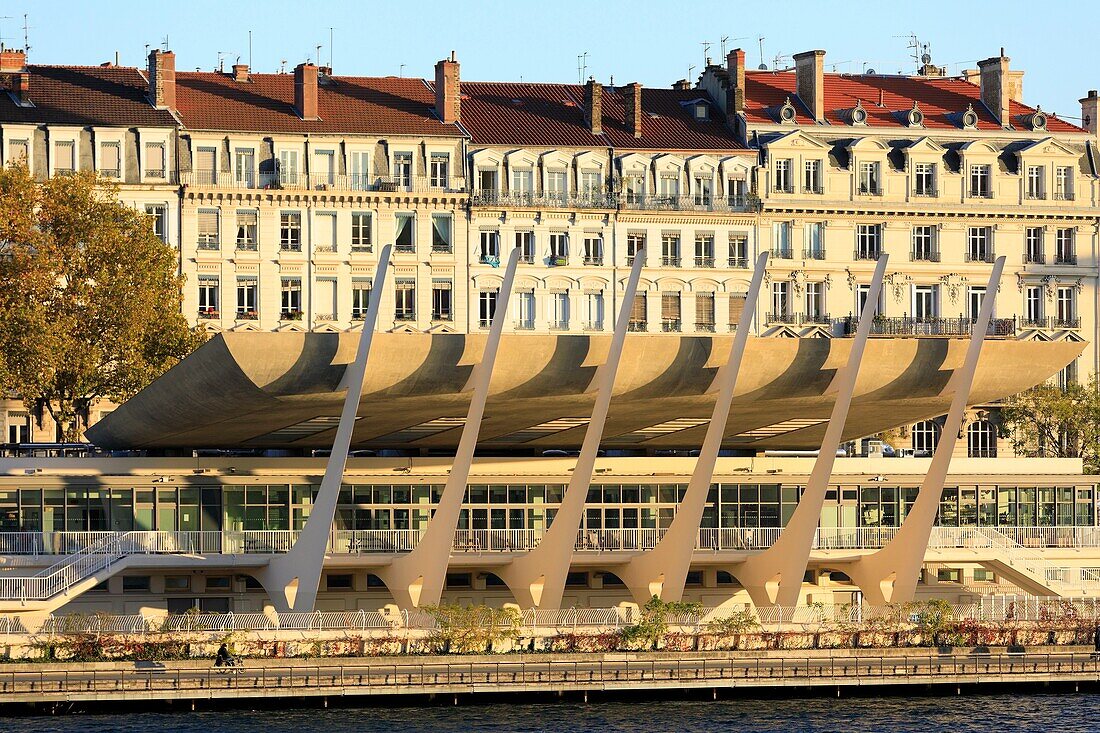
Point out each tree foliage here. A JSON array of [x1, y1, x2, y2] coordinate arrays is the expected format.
[[0, 166, 204, 441], [1001, 378, 1100, 473]]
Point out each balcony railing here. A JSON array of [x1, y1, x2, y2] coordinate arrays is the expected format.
[[236, 241, 258, 252], [5, 525, 1100, 558], [619, 194, 750, 212], [694, 255, 715, 268], [1052, 316, 1082, 329], [854, 247, 881, 261], [583, 321, 604, 331], [968, 189, 994, 199], [838, 315, 1018, 338], [770, 247, 793, 259], [802, 248, 825, 260], [910, 248, 941, 262], [514, 319, 535, 330], [965, 250, 996, 264], [766, 312, 798, 325], [236, 310, 258, 320], [912, 186, 937, 197], [583, 255, 604, 266], [1054, 191, 1075, 201], [197, 309, 220, 320], [181, 171, 467, 194], [661, 256, 681, 267], [1055, 253, 1078, 265], [728, 256, 749, 268], [1025, 191, 1046, 201], [1024, 251, 1045, 264], [548, 320, 569, 331], [661, 319, 682, 332], [471, 190, 617, 209], [627, 321, 648, 332]]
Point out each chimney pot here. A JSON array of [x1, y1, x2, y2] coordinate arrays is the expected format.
[[793, 50, 826, 123], [434, 53, 461, 124], [294, 62, 319, 120], [585, 78, 603, 134], [147, 49, 176, 112], [232, 64, 250, 82], [625, 82, 643, 138], [1081, 89, 1100, 141]]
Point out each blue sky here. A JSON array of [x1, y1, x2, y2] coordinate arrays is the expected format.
[[8, 0, 1098, 120]]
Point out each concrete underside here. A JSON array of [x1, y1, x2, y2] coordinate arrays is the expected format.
[[87, 333, 1082, 451]]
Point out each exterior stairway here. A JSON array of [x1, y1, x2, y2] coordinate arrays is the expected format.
[[955, 527, 1097, 597], [0, 531, 137, 613]]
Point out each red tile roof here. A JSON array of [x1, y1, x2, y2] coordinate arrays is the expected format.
[[459, 81, 748, 151], [174, 71, 460, 136], [0, 65, 176, 127], [743, 70, 1083, 133]]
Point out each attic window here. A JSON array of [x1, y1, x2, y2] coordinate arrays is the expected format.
[[779, 97, 796, 124], [693, 102, 709, 120], [961, 104, 979, 130], [850, 100, 868, 126], [1030, 108, 1047, 131], [907, 103, 924, 128]]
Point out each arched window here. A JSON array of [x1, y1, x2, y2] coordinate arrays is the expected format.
[[911, 420, 940, 455], [967, 420, 997, 458]]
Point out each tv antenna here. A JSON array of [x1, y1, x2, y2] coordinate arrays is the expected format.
[[217, 51, 231, 72], [314, 44, 322, 65], [772, 53, 790, 70], [577, 51, 589, 85], [0, 17, 13, 49], [757, 36, 767, 70], [721, 35, 750, 57], [688, 63, 696, 82], [700, 40, 712, 66], [162, 34, 169, 51], [720, 36, 729, 56], [279, 59, 287, 74], [22, 14, 30, 59], [329, 27, 333, 68]]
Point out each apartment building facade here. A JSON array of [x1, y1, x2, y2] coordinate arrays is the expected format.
[[1, 45, 1099, 459]]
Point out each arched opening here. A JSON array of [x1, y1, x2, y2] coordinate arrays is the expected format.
[[911, 419, 940, 455], [967, 420, 997, 458]]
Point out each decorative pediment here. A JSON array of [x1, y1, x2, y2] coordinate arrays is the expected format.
[[505, 148, 538, 168], [799, 325, 833, 339], [906, 136, 946, 155], [389, 324, 419, 334], [313, 323, 341, 334], [617, 152, 651, 173], [766, 128, 832, 152], [959, 139, 1000, 157], [652, 153, 685, 172], [847, 136, 891, 152], [1017, 136, 1079, 159], [763, 324, 801, 338], [470, 148, 504, 167], [574, 150, 606, 169], [1053, 331, 1086, 343]]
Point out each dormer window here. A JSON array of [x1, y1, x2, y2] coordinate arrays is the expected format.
[[693, 101, 709, 120], [907, 102, 924, 128], [1029, 107, 1047, 131], [850, 100, 868, 126], [779, 97, 796, 124], [961, 104, 979, 130]]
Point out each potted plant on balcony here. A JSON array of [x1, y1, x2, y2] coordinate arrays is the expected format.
[[281, 310, 303, 321], [550, 255, 568, 267]]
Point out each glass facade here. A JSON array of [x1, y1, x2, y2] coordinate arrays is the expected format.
[[2, 480, 1094, 533]]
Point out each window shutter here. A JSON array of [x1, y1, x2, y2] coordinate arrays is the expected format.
[[696, 292, 715, 325], [729, 293, 746, 325], [101, 143, 120, 172], [631, 293, 647, 321], [661, 293, 680, 320], [146, 143, 165, 171]]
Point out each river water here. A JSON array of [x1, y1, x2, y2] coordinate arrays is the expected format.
[[0, 693, 1090, 732]]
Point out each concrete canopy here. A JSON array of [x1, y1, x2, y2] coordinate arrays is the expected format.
[[87, 332, 1083, 452]]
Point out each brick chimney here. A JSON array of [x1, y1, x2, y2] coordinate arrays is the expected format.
[[232, 63, 250, 82], [1081, 90, 1099, 143], [624, 82, 642, 138], [147, 49, 176, 112], [434, 51, 461, 124], [0, 48, 26, 72], [672, 79, 691, 91], [794, 49, 826, 123], [11, 70, 29, 104], [294, 62, 319, 120], [977, 49, 1011, 128], [726, 48, 746, 115], [584, 78, 602, 135]]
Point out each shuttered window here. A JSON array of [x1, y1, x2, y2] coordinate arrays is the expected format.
[[695, 292, 715, 331], [729, 293, 747, 327], [53, 140, 75, 172], [661, 293, 681, 332], [145, 142, 166, 177], [629, 293, 647, 331], [197, 209, 220, 247], [99, 142, 121, 177]]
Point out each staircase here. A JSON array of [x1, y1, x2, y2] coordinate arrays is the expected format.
[[952, 527, 1095, 597], [0, 531, 136, 610]]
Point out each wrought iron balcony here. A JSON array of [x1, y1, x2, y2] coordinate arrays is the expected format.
[[838, 315, 1017, 338], [910, 248, 940, 262], [965, 250, 996, 264], [802, 248, 826, 260]]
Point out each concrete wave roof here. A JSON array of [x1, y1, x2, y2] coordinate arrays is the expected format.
[[744, 69, 1084, 132]]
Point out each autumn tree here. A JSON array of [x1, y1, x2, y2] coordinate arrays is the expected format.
[[1001, 378, 1100, 473], [0, 166, 204, 442]]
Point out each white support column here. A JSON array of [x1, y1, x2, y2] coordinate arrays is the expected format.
[[616, 252, 770, 604], [844, 256, 1006, 604], [376, 246, 522, 608], [495, 246, 647, 608], [732, 254, 888, 609], [256, 245, 393, 612]]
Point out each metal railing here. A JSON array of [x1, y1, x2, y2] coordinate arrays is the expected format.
[[471, 190, 617, 209], [182, 171, 467, 194], [837, 315, 1018, 338]]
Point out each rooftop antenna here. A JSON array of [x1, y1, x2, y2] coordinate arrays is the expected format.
[[248, 30, 252, 70], [0, 17, 13, 50], [329, 27, 333, 69], [315, 44, 322, 65], [577, 51, 589, 85], [700, 40, 712, 67], [757, 36, 767, 70], [217, 51, 228, 72], [720, 36, 729, 56], [162, 34, 169, 51], [399, 63, 406, 77], [22, 13, 30, 60], [772, 53, 790, 70], [279, 58, 287, 74], [688, 63, 696, 82], [144, 43, 149, 60]]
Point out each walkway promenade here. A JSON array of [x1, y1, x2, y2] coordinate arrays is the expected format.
[[3, 649, 1100, 709]]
